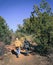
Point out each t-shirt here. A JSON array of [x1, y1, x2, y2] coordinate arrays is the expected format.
[[14, 40, 22, 47]]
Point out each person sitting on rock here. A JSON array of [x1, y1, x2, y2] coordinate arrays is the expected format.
[[23, 38, 30, 55], [13, 38, 22, 58]]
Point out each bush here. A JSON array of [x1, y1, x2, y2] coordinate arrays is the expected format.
[[35, 44, 49, 55], [0, 42, 5, 57]]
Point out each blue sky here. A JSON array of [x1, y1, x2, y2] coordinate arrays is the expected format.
[[0, 0, 53, 31]]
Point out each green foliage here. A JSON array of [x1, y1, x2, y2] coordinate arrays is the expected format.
[[40, 0, 51, 14], [33, 0, 53, 54], [15, 30, 25, 39], [0, 16, 12, 45], [35, 43, 49, 55], [0, 42, 5, 56], [16, 0, 53, 54]]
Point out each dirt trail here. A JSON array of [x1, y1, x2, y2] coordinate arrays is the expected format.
[[0, 51, 49, 65], [0, 44, 50, 65]]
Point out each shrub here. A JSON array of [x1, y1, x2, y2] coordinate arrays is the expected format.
[[0, 42, 5, 57]]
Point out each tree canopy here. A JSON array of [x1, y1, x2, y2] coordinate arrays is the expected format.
[[15, 0, 53, 54], [0, 16, 12, 45]]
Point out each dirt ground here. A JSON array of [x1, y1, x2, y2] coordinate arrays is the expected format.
[[0, 51, 50, 65]]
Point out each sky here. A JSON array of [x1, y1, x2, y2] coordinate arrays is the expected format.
[[0, 0, 53, 31]]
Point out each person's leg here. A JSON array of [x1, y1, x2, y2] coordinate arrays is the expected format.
[[16, 53, 18, 58], [15, 47, 19, 58], [18, 47, 20, 57], [25, 48, 29, 55]]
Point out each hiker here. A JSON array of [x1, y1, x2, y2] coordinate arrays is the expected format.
[[23, 38, 30, 55], [14, 38, 22, 58]]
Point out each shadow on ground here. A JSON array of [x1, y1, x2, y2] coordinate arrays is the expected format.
[[11, 50, 17, 57]]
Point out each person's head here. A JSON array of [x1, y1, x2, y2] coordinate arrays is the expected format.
[[16, 38, 19, 41]]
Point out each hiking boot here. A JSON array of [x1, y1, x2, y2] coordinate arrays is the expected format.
[[16, 55, 19, 58]]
